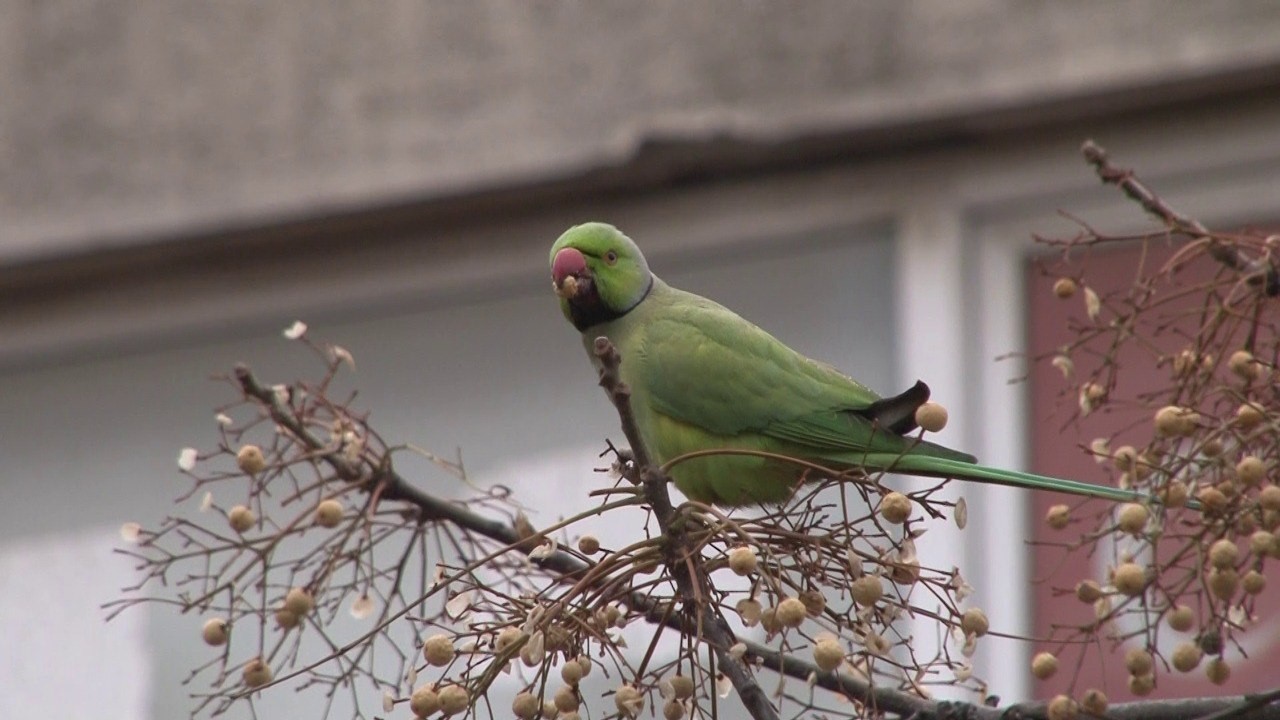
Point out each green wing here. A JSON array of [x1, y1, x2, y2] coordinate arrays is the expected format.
[[635, 288, 971, 462]]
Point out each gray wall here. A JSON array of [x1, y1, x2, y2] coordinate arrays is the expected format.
[[6, 1, 1280, 261]]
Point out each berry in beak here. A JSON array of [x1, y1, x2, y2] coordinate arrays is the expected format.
[[552, 247, 589, 298]]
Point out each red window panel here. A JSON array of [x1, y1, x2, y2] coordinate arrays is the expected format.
[[1025, 236, 1280, 699]]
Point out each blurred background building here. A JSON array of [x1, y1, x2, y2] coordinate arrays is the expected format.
[[3, 2, 1280, 717]]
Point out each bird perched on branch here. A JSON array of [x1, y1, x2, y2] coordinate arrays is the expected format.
[[550, 221, 1139, 507]]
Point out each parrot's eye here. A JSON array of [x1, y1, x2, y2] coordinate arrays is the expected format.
[[604, 250, 618, 265]]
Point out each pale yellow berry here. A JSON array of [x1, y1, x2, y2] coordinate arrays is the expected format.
[[411, 685, 441, 718], [1243, 570, 1266, 595], [1236, 402, 1265, 429], [1160, 481, 1189, 508], [1209, 569, 1239, 601], [1125, 648, 1153, 676], [1236, 456, 1266, 486], [1075, 580, 1103, 603], [615, 684, 644, 717], [284, 587, 314, 617], [274, 607, 300, 630], [728, 546, 758, 576], [314, 499, 343, 528], [236, 444, 267, 474], [961, 608, 989, 637], [760, 606, 781, 634], [663, 699, 685, 720], [1112, 446, 1138, 471], [1197, 487, 1228, 514], [577, 655, 592, 677], [577, 535, 601, 554], [1171, 641, 1203, 672], [890, 559, 921, 585], [669, 674, 695, 700], [228, 504, 255, 533], [1031, 652, 1059, 680], [776, 597, 807, 628], [1209, 539, 1240, 570], [1155, 406, 1197, 437], [1046, 504, 1071, 530], [1206, 658, 1231, 685], [1262, 484, 1280, 511], [561, 659, 584, 686], [437, 683, 469, 715], [423, 634, 455, 667], [1128, 674, 1155, 696], [879, 492, 913, 524], [915, 402, 948, 433], [851, 575, 884, 606], [1117, 503, 1149, 534], [1081, 689, 1108, 715], [735, 598, 763, 626], [512, 692, 539, 719], [1202, 438, 1225, 457], [495, 627, 522, 652], [201, 618, 228, 646], [1168, 605, 1196, 632], [1251, 530, 1276, 556], [813, 638, 844, 672], [800, 589, 826, 616], [1082, 382, 1106, 402], [243, 657, 273, 688], [554, 685, 579, 713], [1229, 350, 1259, 379], [1112, 563, 1146, 596], [1047, 694, 1078, 720], [1053, 278, 1078, 299]]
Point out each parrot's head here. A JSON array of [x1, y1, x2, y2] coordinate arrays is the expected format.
[[550, 222, 653, 331]]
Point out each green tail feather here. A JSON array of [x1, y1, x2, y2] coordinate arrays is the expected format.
[[881, 455, 1152, 505]]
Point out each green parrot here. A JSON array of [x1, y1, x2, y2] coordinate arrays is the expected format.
[[550, 221, 1140, 507]]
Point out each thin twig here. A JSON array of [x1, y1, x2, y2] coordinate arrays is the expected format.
[[234, 362, 1280, 720], [1080, 140, 1279, 295], [592, 337, 781, 720]]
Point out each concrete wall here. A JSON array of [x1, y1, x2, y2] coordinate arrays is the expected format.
[[5, 0, 1280, 262]]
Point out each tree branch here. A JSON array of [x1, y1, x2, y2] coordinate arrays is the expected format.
[[1080, 140, 1279, 295], [592, 337, 781, 720], [233, 362, 1280, 720]]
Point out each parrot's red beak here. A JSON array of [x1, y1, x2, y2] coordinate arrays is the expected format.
[[552, 247, 590, 298]]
